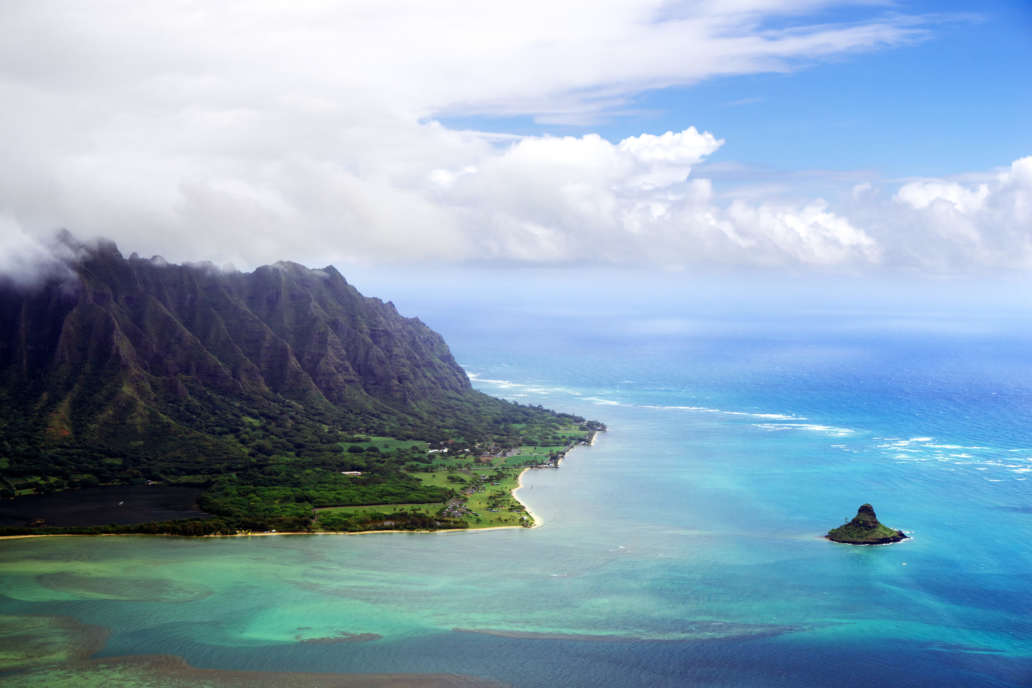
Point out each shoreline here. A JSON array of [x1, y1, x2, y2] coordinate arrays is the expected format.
[[0, 430, 601, 541], [511, 466, 542, 528], [0, 526, 524, 541], [508, 429, 598, 528]]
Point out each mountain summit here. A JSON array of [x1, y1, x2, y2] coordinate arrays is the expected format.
[[0, 235, 590, 514]]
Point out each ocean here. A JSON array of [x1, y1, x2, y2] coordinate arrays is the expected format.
[[1, 276, 1030, 687]]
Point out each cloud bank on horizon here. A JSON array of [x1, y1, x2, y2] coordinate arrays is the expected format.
[[0, 0, 1028, 274]]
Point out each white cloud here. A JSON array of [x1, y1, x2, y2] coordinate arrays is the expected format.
[[0, 0, 1013, 274], [618, 128, 724, 189], [851, 182, 873, 200], [0, 219, 77, 287], [1007, 156, 1032, 189], [726, 200, 880, 266], [846, 155, 1032, 272], [424, 130, 880, 267], [895, 181, 990, 213]]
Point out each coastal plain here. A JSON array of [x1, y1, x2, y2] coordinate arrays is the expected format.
[[0, 424, 597, 537], [314, 424, 597, 532]]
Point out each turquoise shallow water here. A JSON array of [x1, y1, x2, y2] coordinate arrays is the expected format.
[[2, 304, 1031, 686]]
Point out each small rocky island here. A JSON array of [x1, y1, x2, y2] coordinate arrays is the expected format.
[[826, 504, 908, 545]]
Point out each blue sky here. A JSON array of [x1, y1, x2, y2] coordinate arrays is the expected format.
[[443, 2, 1032, 179], [635, 2, 1031, 178], [1, 1, 1030, 276]]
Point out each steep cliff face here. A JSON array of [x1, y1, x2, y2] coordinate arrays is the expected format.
[[3, 240, 469, 404], [0, 237, 523, 489]]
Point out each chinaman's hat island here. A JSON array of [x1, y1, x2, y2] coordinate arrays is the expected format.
[[826, 504, 908, 545]]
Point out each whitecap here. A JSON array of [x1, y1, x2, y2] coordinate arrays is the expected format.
[[642, 404, 804, 420], [753, 423, 855, 438], [583, 397, 622, 406]]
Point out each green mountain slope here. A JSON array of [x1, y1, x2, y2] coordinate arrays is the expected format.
[[0, 235, 600, 533]]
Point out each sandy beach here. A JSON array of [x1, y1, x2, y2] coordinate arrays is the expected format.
[[511, 467, 543, 528], [510, 430, 600, 528]]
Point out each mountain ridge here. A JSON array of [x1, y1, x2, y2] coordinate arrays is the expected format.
[[0, 235, 593, 517]]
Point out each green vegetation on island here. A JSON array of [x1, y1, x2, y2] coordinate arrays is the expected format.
[[826, 504, 908, 544], [0, 235, 604, 536]]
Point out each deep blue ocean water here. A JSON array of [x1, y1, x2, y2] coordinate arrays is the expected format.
[[2, 282, 1031, 687]]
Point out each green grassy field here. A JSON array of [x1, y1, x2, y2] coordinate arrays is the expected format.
[[395, 424, 593, 530], [1, 422, 600, 536], [315, 502, 443, 522], [462, 469, 529, 528]]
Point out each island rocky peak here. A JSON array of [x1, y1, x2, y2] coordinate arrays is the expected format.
[[826, 503, 908, 545]]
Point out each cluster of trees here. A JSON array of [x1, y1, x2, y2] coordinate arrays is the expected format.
[[315, 508, 467, 532], [0, 518, 234, 537], [0, 372, 600, 534], [0, 387, 593, 487], [198, 467, 452, 525]]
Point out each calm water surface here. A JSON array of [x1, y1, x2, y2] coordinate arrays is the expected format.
[[2, 304, 1030, 687]]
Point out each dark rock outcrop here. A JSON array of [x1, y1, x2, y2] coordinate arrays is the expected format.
[[826, 504, 908, 544]]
